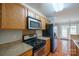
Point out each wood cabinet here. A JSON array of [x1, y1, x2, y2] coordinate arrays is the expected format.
[[0, 3, 48, 30], [40, 17, 46, 29], [34, 47, 45, 56], [76, 47, 79, 56], [71, 40, 79, 56], [36, 14, 41, 20], [34, 38, 50, 56], [0, 3, 26, 29], [27, 8, 48, 30], [44, 39, 50, 55], [0, 4, 2, 29], [36, 14, 46, 29], [28, 9, 35, 18], [46, 19, 49, 24], [71, 40, 77, 56], [20, 49, 32, 56]]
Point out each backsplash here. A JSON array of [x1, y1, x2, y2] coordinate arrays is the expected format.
[[23, 30, 42, 40], [0, 29, 43, 44], [0, 30, 22, 44], [36, 30, 42, 37]]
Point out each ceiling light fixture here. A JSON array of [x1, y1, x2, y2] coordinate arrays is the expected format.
[[52, 3, 64, 12]]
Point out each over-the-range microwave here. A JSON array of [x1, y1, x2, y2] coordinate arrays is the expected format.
[[27, 16, 41, 29]]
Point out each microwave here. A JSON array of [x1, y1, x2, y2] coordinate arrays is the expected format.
[[28, 16, 41, 29]]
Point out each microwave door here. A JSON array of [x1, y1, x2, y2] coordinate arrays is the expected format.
[[28, 17, 41, 29]]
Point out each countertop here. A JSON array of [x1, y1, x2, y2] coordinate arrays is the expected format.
[[0, 43, 33, 56], [72, 39, 79, 49], [38, 37, 50, 40], [0, 37, 50, 56]]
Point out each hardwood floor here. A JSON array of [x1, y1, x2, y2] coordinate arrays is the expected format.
[[48, 38, 70, 56]]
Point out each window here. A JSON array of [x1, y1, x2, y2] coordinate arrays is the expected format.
[[61, 24, 77, 39], [61, 25, 68, 38], [70, 25, 77, 34]]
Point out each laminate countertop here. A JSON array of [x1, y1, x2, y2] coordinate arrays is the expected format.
[[0, 43, 33, 56], [38, 37, 50, 40]]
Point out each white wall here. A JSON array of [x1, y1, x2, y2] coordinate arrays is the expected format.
[[77, 24, 79, 34], [0, 30, 22, 44], [54, 7, 79, 24], [49, 7, 79, 39]]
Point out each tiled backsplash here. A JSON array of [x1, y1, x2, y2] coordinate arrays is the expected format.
[[36, 30, 42, 37], [0, 29, 43, 44], [0, 30, 22, 44]]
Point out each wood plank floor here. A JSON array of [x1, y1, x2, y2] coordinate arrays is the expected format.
[[48, 38, 70, 56]]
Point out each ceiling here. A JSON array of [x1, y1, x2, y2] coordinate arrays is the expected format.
[[26, 3, 79, 23], [26, 3, 55, 17]]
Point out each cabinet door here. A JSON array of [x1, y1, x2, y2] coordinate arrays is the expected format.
[[36, 14, 40, 20], [2, 4, 26, 29], [44, 39, 50, 55], [71, 40, 77, 56], [41, 17, 46, 29], [28, 9, 35, 18], [0, 4, 2, 29], [46, 19, 49, 24], [76, 46, 79, 56]]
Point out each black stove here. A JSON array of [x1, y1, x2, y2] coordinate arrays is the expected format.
[[23, 37, 46, 53]]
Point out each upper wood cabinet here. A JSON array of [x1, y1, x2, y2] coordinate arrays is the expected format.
[[40, 17, 46, 29], [46, 19, 49, 24], [35, 14, 41, 20], [28, 9, 35, 18], [0, 3, 26, 29], [0, 4, 2, 29]]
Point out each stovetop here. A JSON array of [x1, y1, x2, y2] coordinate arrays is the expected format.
[[23, 37, 46, 52]]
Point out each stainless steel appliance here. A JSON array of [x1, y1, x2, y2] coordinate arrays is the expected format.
[[42, 24, 57, 53], [23, 36, 46, 56], [28, 16, 41, 29]]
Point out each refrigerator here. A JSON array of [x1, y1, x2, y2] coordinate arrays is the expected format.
[[42, 24, 57, 53]]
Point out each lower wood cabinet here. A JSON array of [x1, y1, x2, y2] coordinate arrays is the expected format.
[[71, 40, 79, 56], [71, 40, 76, 56], [34, 39, 50, 56], [76, 45, 79, 56], [44, 39, 50, 55], [34, 47, 45, 56], [19, 49, 32, 56], [19, 39, 50, 56]]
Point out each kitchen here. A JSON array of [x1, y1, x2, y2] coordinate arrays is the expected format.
[[0, 3, 79, 56]]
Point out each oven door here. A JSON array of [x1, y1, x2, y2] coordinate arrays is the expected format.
[[28, 17, 41, 29]]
